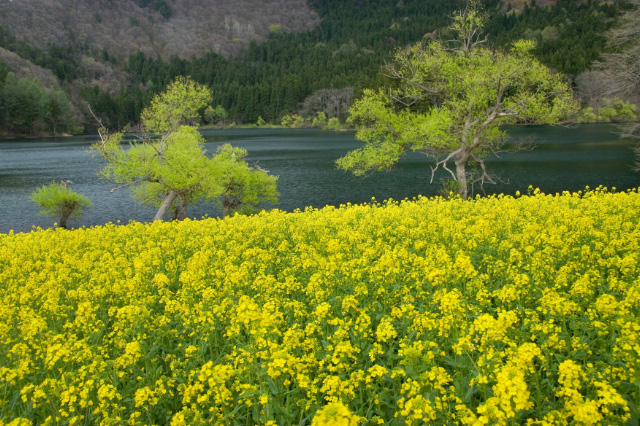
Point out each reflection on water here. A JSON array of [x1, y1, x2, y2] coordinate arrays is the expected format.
[[0, 124, 638, 233]]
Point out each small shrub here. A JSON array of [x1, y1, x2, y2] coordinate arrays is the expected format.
[[323, 117, 342, 131], [311, 112, 327, 128], [31, 181, 92, 229], [577, 106, 597, 123], [281, 114, 293, 127]]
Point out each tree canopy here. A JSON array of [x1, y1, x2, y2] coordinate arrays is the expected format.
[[93, 77, 278, 220], [0, 72, 76, 136], [211, 144, 279, 217], [31, 181, 92, 229], [0, 0, 622, 133], [337, 4, 576, 198], [140, 77, 211, 133]]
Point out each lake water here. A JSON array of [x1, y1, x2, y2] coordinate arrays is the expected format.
[[0, 124, 638, 234]]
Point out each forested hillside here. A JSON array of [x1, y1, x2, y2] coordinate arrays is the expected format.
[[0, 0, 628, 135], [0, 0, 318, 64]]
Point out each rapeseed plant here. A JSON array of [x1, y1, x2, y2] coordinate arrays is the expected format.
[[0, 187, 638, 425]]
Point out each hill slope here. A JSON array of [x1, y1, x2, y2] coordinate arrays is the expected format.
[[0, 0, 319, 61], [0, 0, 626, 134]]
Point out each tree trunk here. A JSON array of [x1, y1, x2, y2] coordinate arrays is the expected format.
[[59, 213, 69, 229], [176, 198, 188, 220], [153, 191, 177, 221], [222, 195, 230, 219], [455, 155, 469, 199], [58, 204, 75, 229]]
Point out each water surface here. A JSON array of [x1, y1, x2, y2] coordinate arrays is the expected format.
[[0, 124, 637, 233]]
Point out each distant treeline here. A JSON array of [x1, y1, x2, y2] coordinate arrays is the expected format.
[[80, 0, 468, 130], [485, 0, 619, 76], [0, 0, 625, 134], [0, 67, 76, 137], [133, 0, 172, 18], [80, 0, 621, 131]]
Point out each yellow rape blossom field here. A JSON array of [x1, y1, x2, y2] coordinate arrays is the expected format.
[[1, 188, 639, 425]]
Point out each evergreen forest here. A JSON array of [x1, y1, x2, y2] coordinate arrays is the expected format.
[[0, 0, 630, 135]]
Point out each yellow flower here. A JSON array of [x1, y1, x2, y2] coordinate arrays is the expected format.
[[1, 188, 638, 424], [312, 402, 360, 426], [134, 386, 158, 408], [375, 317, 397, 343]]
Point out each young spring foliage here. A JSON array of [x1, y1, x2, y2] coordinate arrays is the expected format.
[[93, 77, 278, 220], [140, 78, 211, 134], [337, 5, 576, 198], [211, 144, 278, 217], [30, 181, 92, 229]]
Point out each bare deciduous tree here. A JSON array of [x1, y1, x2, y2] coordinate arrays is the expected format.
[[597, 0, 640, 167], [298, 88, 354, 121], [574, 70, 609, 111]]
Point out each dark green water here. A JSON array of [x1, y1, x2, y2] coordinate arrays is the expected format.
[[0, 124, 638, 233]]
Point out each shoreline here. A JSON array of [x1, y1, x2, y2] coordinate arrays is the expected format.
[[0, 132, 73, 140], [2, 119, 637, 140]]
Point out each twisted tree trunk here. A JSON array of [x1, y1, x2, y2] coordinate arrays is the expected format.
[[153, 191, 177, 221], [176, 198, 188, 220]]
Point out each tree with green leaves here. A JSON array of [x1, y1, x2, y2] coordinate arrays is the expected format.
[[31, 181, 92, 229], [311, 112, 328, 128], [0, 72, 77, 136], [2, 73, 48, 135], [204, 104, 228, 127], [93, 77, 278, 221], [47, 88, 75, 134], [337, 4, 576, 198], [212, 144, 278, 217]]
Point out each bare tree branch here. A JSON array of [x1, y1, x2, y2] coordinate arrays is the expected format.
[[470, 151, 497, 189], [430, 148, 462, 183]]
